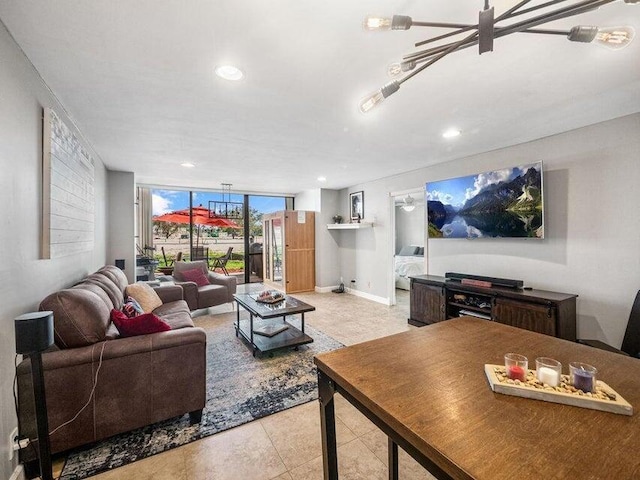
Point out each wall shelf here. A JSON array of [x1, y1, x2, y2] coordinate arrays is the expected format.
[[327, 222, 373, 230]]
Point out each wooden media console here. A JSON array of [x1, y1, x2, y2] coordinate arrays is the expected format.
[[409, 274, 577, 341]]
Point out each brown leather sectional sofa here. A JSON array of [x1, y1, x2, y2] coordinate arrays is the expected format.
[[17, 265, 206, 456]]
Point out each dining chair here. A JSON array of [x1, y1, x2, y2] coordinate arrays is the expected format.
[[579, 290, 640, 358]]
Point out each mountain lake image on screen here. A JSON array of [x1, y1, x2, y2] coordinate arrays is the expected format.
[[426, 162, 544, 239]]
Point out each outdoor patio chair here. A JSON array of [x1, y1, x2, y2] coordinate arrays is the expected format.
[[191, 246, 209, 267], [212, 247, 233, 275], [157, 248, 182, 275]]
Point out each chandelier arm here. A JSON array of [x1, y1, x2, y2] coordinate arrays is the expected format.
[[522, 28, 571, 34], [496, 0, 613, 33], [411, 21, 477, 29], [498, 0, 534, 19], [415, 25, 478, 47], [507, 0, 575, 19], [398, 30, 480, 84]]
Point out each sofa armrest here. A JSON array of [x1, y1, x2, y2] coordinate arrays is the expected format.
[[173, 281, 198, 310], [153, 284, 184, 304], [207, 271, 237, 295]]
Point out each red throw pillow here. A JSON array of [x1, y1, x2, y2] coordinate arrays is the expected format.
[[180, 268, 210, 287], [110, 309, 171, 337]]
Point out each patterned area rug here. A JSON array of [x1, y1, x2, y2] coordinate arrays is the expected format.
[[60, 312, 343, 479]]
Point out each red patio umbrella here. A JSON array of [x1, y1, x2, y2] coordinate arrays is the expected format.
[[153, 206, 240, 249]]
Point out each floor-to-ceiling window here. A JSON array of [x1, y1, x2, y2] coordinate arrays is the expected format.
[[144, 188, 290, 284]]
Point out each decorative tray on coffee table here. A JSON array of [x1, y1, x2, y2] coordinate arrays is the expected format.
[[485, 364, 633, 416], [252, 290, 285, 304]]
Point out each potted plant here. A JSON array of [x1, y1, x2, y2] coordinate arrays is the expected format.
[[332, 214, 343, 224]]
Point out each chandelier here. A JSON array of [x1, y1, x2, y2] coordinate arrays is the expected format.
[[209, 183, 243, 220], [359, 0, 637, 113], [401, 195, 416, 212]]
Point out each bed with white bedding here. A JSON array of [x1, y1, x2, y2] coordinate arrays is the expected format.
[[395, 245, 425, 290]]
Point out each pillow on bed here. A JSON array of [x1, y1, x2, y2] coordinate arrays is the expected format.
[[398, 245, 420, 256]]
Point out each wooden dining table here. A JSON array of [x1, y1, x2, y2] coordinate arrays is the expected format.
[[314, 317, 640, 480]]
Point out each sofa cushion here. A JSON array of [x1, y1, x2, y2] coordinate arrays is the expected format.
[[152, 300, 194, 329], [196, 284, 228, 309], [83, 273, 125, 310], [125, 283, 163, 313], [72, 282, 115, 311], [40, 289, 110, 348], [97, 265, 129, 292], [110, 310, 171, 337], [180, 268, 210, 287]]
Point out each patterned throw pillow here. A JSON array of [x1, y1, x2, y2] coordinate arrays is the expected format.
[[122, 296, 144, 318], [125, 283, 163, 313], [180, 268, 210, 287], [110, 309, 171, 337]]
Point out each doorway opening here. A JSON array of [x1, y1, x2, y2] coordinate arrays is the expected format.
[[389, 188, 426, 312]]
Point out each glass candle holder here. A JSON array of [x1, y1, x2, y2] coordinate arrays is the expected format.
[[504, 353, 528, 381], [569, 362, 597, 393], [536, 357, 562, 387]]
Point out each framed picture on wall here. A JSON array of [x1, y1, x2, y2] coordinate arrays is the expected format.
[[350, 191, 364, 221]]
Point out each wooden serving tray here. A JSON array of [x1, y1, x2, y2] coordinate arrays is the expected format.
[[485, 364, 633, 416]]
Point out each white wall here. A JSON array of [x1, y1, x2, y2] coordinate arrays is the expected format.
[[0, 20, 107, 479], [107, 171, 135, 282], [337, 114, 640, 348]]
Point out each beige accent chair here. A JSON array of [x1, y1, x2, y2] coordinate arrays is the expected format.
[[172, 260, 237, 310]]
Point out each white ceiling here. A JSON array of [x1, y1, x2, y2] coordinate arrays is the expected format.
[[1, 0, 639, 195]]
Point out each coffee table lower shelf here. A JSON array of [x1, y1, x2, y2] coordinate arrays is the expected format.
[[235, 319, 313, 356]]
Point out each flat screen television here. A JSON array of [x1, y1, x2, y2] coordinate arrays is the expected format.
[[426, 161, 544, 239]]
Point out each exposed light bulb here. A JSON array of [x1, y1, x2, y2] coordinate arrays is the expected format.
[[363, 16, 392, 31], [568, 25, 635, 50], [594, 26, 635, 50], [358, 81, 400, 114], [363, 15, 412, 31], [387, 61, 416, 78]]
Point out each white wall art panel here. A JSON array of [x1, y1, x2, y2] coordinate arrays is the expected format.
[[42, 107, 94, 258]]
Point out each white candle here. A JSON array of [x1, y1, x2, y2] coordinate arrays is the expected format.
[[537, 366, 560, 387]]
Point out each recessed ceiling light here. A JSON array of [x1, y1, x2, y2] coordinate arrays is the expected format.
[[442, 128, 462, 139], [317, 176, 327, 182], [181, 162, 195, 168], [215, 65, 244, 81]]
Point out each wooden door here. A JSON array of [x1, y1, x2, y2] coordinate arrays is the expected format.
[[283, 211, 315, 293], [410, 281, 446, 325], [493, 297, 556, 337]]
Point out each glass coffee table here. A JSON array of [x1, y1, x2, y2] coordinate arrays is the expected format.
[[233, 292, 315, 356]]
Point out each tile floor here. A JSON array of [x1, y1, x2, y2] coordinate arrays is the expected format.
[[55, 288, 436, 480]]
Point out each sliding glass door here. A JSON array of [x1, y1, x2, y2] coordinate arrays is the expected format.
[[144, 188, 291, 284]]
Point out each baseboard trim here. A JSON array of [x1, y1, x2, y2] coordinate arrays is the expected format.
[[315, 285, 337, 293], [9, 465, 25, 480], [346, 288, 391, 305]]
